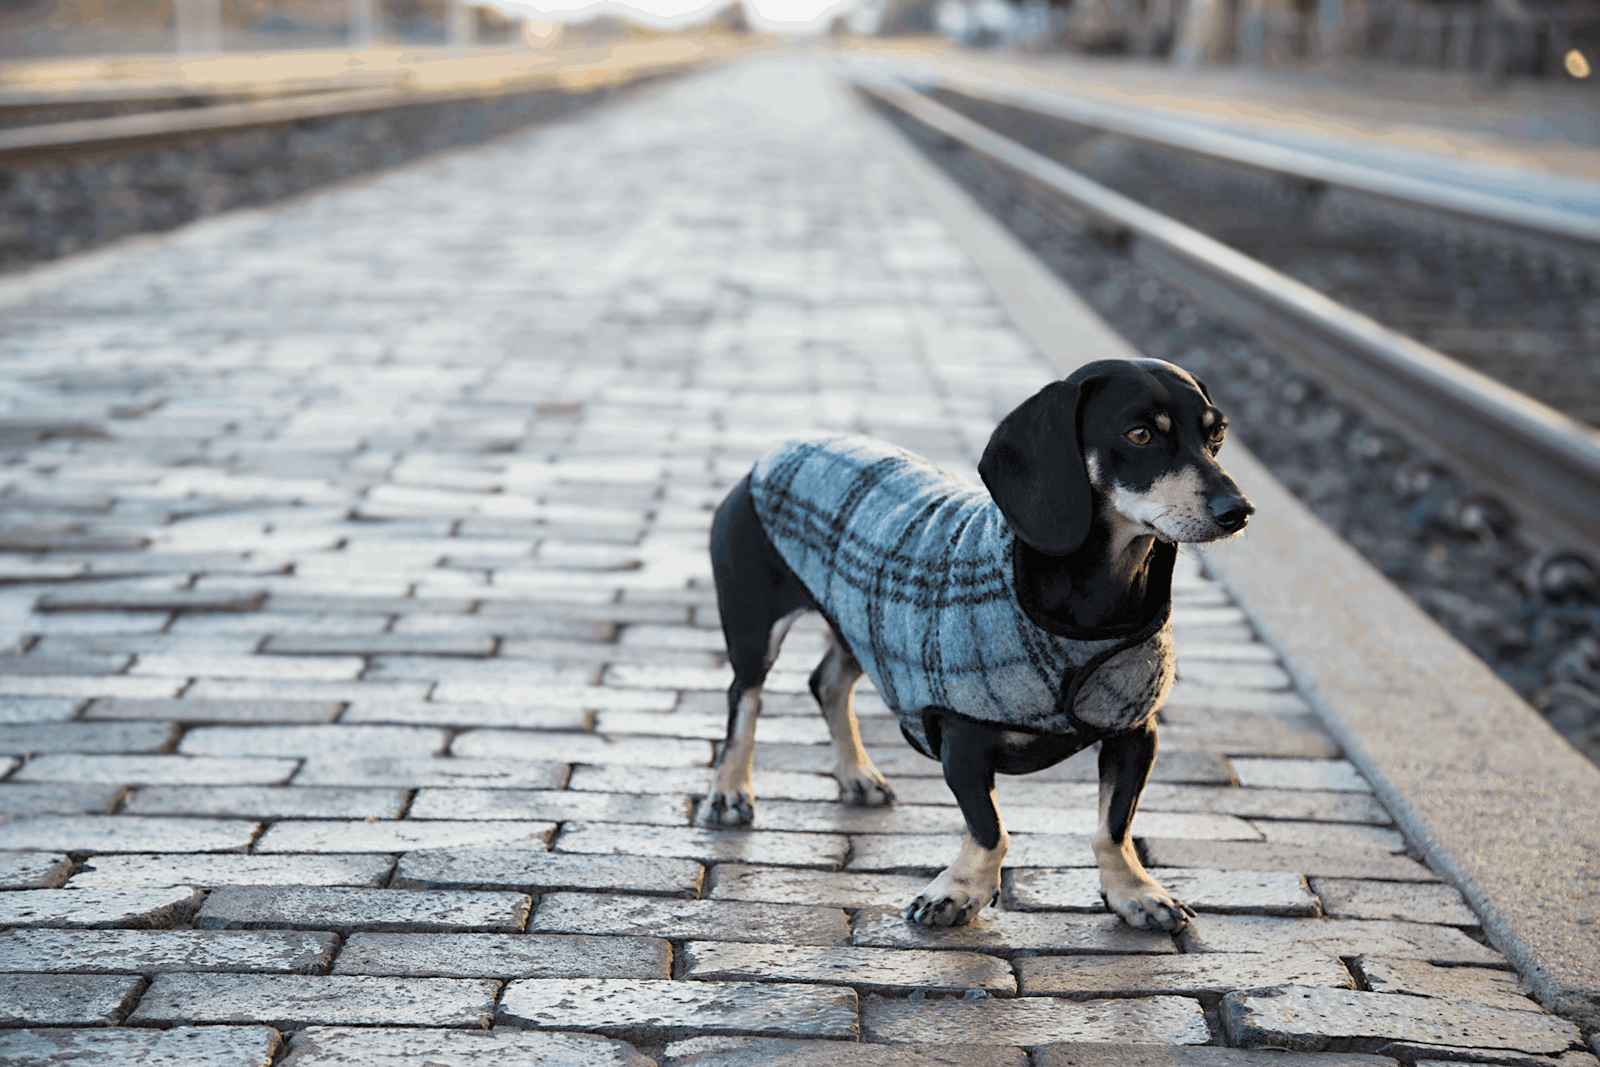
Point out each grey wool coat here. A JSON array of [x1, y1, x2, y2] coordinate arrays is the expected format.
[[749, 433, 1177, 758]]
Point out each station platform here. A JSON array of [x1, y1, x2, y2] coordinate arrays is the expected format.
[[0, 53, 1595, 1064]]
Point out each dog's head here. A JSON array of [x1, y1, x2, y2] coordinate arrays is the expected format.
[[979, 358, 1253, 555]]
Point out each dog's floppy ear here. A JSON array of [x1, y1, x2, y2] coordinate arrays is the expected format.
[[979, 380, 1092, 556]]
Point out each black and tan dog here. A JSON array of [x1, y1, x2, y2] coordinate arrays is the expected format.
[[703, 358, 1252, 932]]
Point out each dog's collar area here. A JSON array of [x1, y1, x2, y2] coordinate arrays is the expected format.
[[1011, 536, 1177, 642]]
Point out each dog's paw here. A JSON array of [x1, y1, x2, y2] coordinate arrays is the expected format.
[[836, 768, 896, 808], [700, 790, 755, 827], [904, 870, 997, 927], [1100, 882, 1196, 934]]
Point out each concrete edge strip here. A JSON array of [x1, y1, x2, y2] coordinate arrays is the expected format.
[[843, 72, 1600, 1033]]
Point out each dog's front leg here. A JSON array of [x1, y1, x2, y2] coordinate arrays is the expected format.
[[907, 714, 1006, 927], [1094, 721, 1195, 933]]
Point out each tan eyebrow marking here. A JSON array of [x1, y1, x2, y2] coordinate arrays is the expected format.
[[1154, 413, 1172, 433], [1202, 410, 1217, 428]]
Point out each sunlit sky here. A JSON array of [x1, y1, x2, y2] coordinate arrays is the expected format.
[[499, 0, 861, 33]]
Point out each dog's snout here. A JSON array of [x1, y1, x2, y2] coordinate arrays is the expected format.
[[1210, 494, 1254, 533]]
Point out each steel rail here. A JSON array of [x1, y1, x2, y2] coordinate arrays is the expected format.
[[869, 63, 1600, 258], [856, 73, 1600, 551]]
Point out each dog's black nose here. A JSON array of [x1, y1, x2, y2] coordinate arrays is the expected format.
[[1210, 495, 1254, 533]]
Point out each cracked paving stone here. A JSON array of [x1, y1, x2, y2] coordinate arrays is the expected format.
[[556, 822, 848, 867], [254, 819, 556, 853], [1309, 878, 1478, 926], [84, 698, 344, 723], [0, 850, 71, 889], [332, 932, 671, 978], [1140, 840, 1439, 881], [179, 724, 448, 759], [532, 892, 849, 945], [69, 852, 395, 888], [128, 973, 500, 1028], [292, 756, 570, 789], [862, 995, 1209, 1045], [660, 1037, 1030, 1066], [847, 834, 1096, 873], [497, 977, 859, 1041], [708, 865, 933, 908], [280, 1026, 655, 1067], [1351, 956, 1543, 1013], [0, 721, 177, 755], [851, 907, 1177, 956], [681, 940, 1016, 995], [196, 885, 532, 933], [0, 1026, 280, 1067], [0, 974, 146, 1026], [407, 787, 691, 823], [1031, 1046, 1399, 1067], [0, 885, 205, 927], [1219, 985, 1581, 1054], [1178, 915, 1505, 965], [0, 928, 338, 974], [1007, 868, 1320, 916], [392, 848, 703, 896], [12, 755, 301, 785], [1015, 952, 1355, 998], [122, 785, 407, 819], [0, 814, 260, 852], [0, 783, 126, 815]]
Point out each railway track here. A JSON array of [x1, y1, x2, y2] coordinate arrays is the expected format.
[[851, 66, 1600, 763]]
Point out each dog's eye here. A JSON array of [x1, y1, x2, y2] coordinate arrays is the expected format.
[[1208, 423, 1227, 443], [1125, 428, 1152, 445]]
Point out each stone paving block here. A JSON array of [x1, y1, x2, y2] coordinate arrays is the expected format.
[[0, 675, 183, 698], [254, 819, 557, 853], [70, 852, 394, 888], [35, 588, 267, 613], [129, 973, 500, 1028], [1008, 868, 1320, 916], [0, 885, 205, 928], [660, 1038, 1030, 1066], [196, 885, 531, 933], [0, 782, 125, 814], [1251, 821, 1407, 854], [570, 764, 841, 802], [393, 848, 703, 896], [0, 974, 146, 1026], [1231, 758, 1371, 792], [0, 721, 177, 755], [848, 834, 1096, 873], [1141, 840, 1440, 881], [852, 906, 1177, 956], [1351, 956, 1541, 1013], [533, 891, 849, 945], [0, 850, 71, 888], [862, 994, 1209, 1045], [12, 755, 301, 785], [84, 697, 344, 722], [682, 940, 1017, 995], [340, 701, 592, 729], [0, 1026, 280, 1067], [0, 813, 260, 852], [131, 653, 365, 680], [281, 1027, 655, 1067], [1156, 721, 1341, 759], [452, 728, 711, 767], [1309, 878, 1478, 926], [709, 865, 934, 909], [123, 785, 407, 819], [264, 633, 496, 656], [1133, 784, 1392, 825], [408, 787, 691, 824], [0, 696, 85, 723], [557, 822, 848, 867], [1178, 915, 1506, 965], [497, 977, 859, 1041], [185, 679, 432, 703], [179, 724, 447, 758], [293, 756, 570, 789], [333, 932, 671, 979], [1031, 1045, 1397, 1067], [1173, 661, 1293, 689], [1219, 985, 1581, 1054], [1015, 952, 1354, 998], [0, 928, 338, 974]]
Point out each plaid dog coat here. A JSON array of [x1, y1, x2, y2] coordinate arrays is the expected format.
[[749, 434, 1176, 757]]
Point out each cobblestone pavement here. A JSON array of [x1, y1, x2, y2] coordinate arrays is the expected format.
[[0, 54, 1592, 1066]]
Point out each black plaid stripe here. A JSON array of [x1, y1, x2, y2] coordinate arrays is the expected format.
[[749, 435, 1174, 740]]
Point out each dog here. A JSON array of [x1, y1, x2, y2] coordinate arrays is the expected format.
[[703, 358, 1253, 933]]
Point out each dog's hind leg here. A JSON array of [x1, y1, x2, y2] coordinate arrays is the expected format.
[[1094, 721, 1196, 933], [810, 633, 895, 808]]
